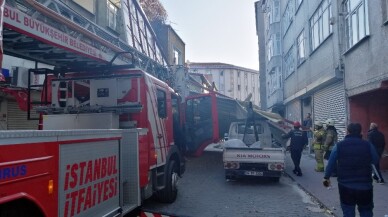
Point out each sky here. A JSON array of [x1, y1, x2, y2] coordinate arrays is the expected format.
[[159, 0, 259, 70]]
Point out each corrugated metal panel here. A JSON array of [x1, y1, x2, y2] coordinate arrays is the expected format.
[[286, 100, 302, 122], [7, 101, 39, 130], [313, 82, 346, 140]]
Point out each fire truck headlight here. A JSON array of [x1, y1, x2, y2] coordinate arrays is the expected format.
[[224, 162, 240, 169], [48, 179, 54, 194]]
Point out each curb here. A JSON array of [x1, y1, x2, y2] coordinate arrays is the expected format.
[[284, 171, 336, 217]]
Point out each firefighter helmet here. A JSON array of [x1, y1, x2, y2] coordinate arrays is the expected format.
[[293, 121, 301, 128], [325, 119, 335, 126], [315, 121, 323, 127]]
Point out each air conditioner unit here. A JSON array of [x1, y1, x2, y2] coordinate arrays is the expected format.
[[11, 67, 41, 89]]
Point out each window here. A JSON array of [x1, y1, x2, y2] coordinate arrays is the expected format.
[[267, 33, 281, 61], [157, 89, 167, 118], [219, 71, 225, 91], [274, 33, 281, 55], [284, 46, 295, 78], [238, 85, 241, 91], [173, 49, 182, 65], [344, 0, 369, 49], [310, 0, 332, 51], [107, 1, 118, 30], [297, 30, 306, 65], [267, 37, 273, 61], [265, 12, 270, 32], [269, 0, 280, 24], [268, 67, 281, 94], [282, 0, 294, 34], [273, 0, 280, 22]]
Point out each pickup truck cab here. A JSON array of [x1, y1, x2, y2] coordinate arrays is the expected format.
[[223, 121, 285, 182]]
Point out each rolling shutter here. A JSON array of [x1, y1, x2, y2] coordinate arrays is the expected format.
[[313, 82, 346, 140], [7, 100, 39, 130]]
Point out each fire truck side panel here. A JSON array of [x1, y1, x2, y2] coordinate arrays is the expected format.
[[43, 113, 119, 130], [58, 140, 120, 217], [0, 141, 58, 217], [119, 129, 145, 215], [0, 130, 125, 217]]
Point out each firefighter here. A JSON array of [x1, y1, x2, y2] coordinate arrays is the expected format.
[[324, 118, 338, 176], [313, 121, 326, 172], [282, 121, 308, 176]]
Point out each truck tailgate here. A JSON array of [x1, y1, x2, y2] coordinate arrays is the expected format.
[[223, 147, 285, 163]]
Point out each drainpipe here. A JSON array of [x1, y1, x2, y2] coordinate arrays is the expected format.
[[334, 2, 348, 124]]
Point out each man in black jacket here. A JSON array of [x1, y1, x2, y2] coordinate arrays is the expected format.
[[282, 121, 308, 176], [367, 122, 386, 184], [323, 123, 379, 217]]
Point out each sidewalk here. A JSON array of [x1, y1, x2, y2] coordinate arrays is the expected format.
[[285, 151, 388, 217]]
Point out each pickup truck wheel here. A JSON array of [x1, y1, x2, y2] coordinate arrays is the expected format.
[[155, 160, 178, 203], [271, 177, 280, 182]]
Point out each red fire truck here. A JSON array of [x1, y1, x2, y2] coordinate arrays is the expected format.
[[0, 64, 187, 217]]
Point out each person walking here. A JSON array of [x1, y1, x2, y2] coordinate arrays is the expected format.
[[282, 121, 308, 176], [323, 123, 379, 217], [313, 121, 326, 172], [367, 122, 386, 184]]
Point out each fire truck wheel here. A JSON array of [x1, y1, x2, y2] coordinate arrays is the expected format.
[[156, 160, 178, 203]]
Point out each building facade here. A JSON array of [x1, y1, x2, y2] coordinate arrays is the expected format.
[[151, 22, 188, 97], [343, 0, 388, 138], [256, 0, 347, 139], [187, 62, 260, 106]]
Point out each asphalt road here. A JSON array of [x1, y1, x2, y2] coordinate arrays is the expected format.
[[141, 151, 332, 217]]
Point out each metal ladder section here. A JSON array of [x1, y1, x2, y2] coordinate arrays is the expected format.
[[27, 68, 52, 120], [10, 0, 170, 80]]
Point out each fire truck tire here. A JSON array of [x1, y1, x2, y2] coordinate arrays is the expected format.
[[155, 160, 178, 203], [0, 199, 44, 217]]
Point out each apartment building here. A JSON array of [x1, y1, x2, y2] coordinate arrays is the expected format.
[[256, 0, 347, 138], [187, 62, 260, 106]]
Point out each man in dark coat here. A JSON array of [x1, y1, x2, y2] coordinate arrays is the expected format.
[[282, 121, 308, 176], [367, 122, 386, 184], [323, 123, 379, 217]]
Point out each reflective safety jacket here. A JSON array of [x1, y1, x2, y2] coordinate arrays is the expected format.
[[324, 126, 338, 151], [313, 128, 326, 150]]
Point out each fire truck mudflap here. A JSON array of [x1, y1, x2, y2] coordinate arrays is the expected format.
[[0, 128, 146, 217]]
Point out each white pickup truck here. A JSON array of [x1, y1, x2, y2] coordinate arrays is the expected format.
[[223, 121, 285, 181]]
